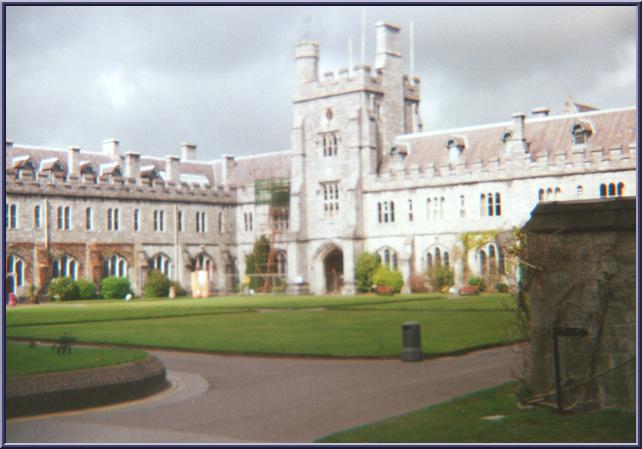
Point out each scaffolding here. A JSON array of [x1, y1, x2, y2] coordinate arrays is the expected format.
[[253, 178, 290, 293]]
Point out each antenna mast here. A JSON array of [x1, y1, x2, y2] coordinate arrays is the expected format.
[[410, 20, 415, 82], [348, 36, 353, 76], [361, 7, 366, 63]]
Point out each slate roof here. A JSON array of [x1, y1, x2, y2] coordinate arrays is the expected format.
[[389, 106, 636, 171], [5, 146, 216, 185], [211, 151, 292, 188]]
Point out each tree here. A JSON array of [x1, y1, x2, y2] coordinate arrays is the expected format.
[[355, 252, 382, 292], [245, 235, 271, 290]]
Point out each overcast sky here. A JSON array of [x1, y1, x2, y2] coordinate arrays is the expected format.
[[5, 5, 637, 161]]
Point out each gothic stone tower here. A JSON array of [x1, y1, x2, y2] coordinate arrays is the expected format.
[[288, 22, 422, 295]]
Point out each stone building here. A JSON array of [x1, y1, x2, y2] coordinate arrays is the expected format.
[[4, 21, 637, 297]]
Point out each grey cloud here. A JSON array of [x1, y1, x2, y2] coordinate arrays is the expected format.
[[6, 5, 637, 159]]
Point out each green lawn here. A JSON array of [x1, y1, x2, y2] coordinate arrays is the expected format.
[[6, 341, 148, 378], [318, 383, 636, 443], [7, 293, 517, 357]]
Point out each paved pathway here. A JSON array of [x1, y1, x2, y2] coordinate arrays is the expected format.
[[6, 346, 519, 443]]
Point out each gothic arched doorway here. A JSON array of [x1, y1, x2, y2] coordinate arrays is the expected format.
[[324, 248, 343, 294]]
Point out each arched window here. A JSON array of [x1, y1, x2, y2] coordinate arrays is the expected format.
[[546, 188, 553, 201], [195, 253, 215, 280], [52, 254, 78, 280], [479, 249, 487, 275], [85, 207, 92, 230], [378, 247, 398, 271], [480, 194, 486, 217], [459, 195, 465, 218], [7, 254, 25, 288], [276, 251, 287, 275], [149, 253, 171, 277], [64, 206, 71, 229], [426, 198, 432, 220], [408, 199, 413, 222], [554, 187, 561, 201], [425, 246, 449, 271], [57, 206, 64, 230], [538, 189, 545, 201], [488, 244, 497, 274], [599, 184, 607, 198], [608, 183, 615, 197], [576, 185, 583, 198], [34, 205, 41, 229], [617, 182, 625, 197], [104, 254, 128, 278]]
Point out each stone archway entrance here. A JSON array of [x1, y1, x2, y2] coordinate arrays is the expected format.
[[324, 248, 343, 294]]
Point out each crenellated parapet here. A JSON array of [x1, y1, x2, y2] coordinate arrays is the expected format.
[[366, 143, 636, 190], [6, 171, 236, 205]]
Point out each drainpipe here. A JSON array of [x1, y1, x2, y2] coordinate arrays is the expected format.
[[174, 204, 179, 284], [44, 198, 49, 250]]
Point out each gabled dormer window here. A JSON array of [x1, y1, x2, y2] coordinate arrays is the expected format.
[[446, 136, 465, 164], [570, 120, 593, 145]]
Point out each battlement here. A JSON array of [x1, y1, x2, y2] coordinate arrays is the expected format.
[[295, 63, 420, 103], [368, 143, 636, 189], [6, 170, 236, 205]]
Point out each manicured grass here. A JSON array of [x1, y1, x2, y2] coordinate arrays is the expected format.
[[7, 293, 517, 357], [6, 341, 148, 378], [317, 383, 636, 443]]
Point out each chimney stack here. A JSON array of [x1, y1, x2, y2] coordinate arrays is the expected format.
[[221, 155, 235, 190], [375, 22, 401, 69], [102, 138, 120, 161], [165, 155, 180, 183], [181, 142, 197, 161], [67, 146, 81, 177], [507, 113, 529, 154], [124, 152, 141, 179], [532, 107, 550, 118]]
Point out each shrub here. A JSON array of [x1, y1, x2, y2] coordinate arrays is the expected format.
[[372, 266, 404, 293], [144, 270, 170, 298], [75, 278, 97, 299], [355, 252, 382, 292], [409, 272, 428, 293], [468, 276, 486, 292], [170, 280, 187, 297], [427, 265, 454, 292], [100, 276, 132, 299], [48, 277, 80, 301], [495, 282, 509, 293]]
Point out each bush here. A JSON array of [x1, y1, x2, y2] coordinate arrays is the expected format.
[[144, 270, 170, 298], [355, 252, 382, 292], [75, 278, 97, 299], [427, 265, 454, 292], [170, 280, 187, 297], [409, 273, 428, 293], [48, 277, 80, 301], [372, 266, 404, 293], [495, 282, 509, 293], [100, 276, 131, 299], [468, 276, 486, 292]]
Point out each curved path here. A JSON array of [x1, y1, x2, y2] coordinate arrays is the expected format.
[[6, 346, 519, 443]]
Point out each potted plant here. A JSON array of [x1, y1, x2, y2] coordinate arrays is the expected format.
[[372, 266, 404, 296]]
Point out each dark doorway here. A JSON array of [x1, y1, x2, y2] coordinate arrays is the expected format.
[[324, 248, 343, 294]]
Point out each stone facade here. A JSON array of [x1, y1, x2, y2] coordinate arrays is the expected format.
[[523, 198, 635, 410], [4, 21, 637, 298]]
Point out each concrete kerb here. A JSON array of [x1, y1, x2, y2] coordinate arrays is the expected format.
[[6, 355, 170, 418]]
